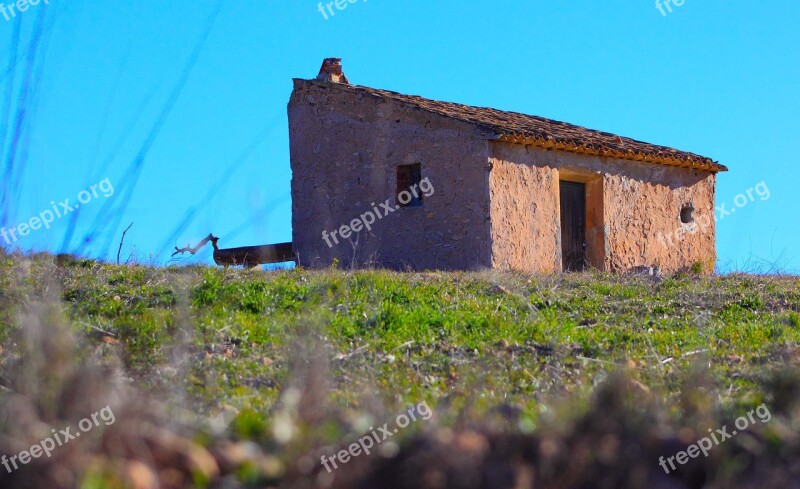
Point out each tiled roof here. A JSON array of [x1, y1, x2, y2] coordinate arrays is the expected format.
[[303, 79, 726, 173]]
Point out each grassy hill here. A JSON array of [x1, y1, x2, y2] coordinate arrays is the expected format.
[[1, 251, 799, 488]]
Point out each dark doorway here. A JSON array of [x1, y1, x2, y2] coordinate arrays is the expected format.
[[560, 181, 586, 272]]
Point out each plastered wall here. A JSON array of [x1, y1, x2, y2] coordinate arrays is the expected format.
[[488, 142, 716, 273]]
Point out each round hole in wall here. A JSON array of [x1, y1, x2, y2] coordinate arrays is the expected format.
[[680, 204, 695, 224]]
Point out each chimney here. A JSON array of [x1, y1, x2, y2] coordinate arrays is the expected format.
[[316, 58, 350, 85]]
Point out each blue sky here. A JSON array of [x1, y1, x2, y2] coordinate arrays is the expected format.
[[0, 0, 797, 272]]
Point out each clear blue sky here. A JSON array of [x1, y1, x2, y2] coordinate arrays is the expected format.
[[0, 0, 797, 272]]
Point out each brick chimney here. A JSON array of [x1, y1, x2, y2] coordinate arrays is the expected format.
[[316, 58, 350, 85]]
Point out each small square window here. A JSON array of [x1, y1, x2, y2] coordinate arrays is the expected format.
[[396, 163, 423, 208]]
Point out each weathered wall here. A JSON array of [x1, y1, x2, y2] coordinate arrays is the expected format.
[[288, 80, 492, 270], [289, 79, 717, 273], [489, 141, 717, 273], [489, 145, 561, 273]]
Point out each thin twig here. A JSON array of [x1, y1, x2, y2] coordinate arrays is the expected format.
[[79, 321, 117, 338], [393, 340, 414, 351], [681, 349, 710, 357], [643, 330, 666, 376], [576, 355, 619, 366], [117, 222, 133, 265], [334, 344, 369, 362], [172, 233, 219, 257]]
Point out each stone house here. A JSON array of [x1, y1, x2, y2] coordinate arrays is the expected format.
[[288, 58, 727, 273]]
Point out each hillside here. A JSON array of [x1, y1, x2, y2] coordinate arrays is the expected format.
[[1, 252, 799, 488]]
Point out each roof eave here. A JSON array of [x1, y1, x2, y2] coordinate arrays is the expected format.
[[493, 134, 727, 173]]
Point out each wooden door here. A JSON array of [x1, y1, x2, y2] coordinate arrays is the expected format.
[[560, 181, 586, 272]]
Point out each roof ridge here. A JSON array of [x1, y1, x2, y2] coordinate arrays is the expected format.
[[298, 79, 727, 173]]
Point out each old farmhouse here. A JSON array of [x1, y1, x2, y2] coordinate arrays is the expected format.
[[288, 58, 727, 273]]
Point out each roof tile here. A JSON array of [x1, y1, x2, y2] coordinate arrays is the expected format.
[[302, 79, 727, 173]]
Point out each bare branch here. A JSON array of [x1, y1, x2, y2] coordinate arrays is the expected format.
[[172, 233, 219, 257], [117, 223, 133, 265]]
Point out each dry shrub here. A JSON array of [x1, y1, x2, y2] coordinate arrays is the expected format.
[[0, 299, 228, 489]]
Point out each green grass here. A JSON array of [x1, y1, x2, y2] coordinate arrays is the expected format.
[[3, 253, 800, 487], [3, 254, 798, 422]]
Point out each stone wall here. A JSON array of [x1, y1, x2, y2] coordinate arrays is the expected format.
[[288, 80, 492, 270], [289, 79, 717, 274], [488, 141, 717, 273]]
